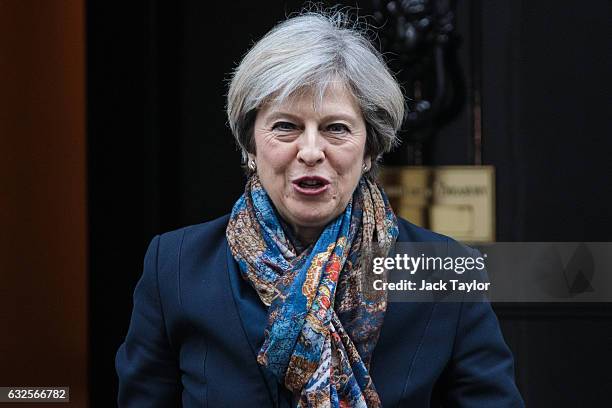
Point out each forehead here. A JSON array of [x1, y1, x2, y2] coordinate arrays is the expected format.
[[259, 81, 362, 118]]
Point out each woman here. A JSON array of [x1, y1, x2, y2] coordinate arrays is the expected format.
[[116, 10, 523, 407]]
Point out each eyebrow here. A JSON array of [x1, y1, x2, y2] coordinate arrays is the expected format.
[[264, 111, 301, 123], [263, 111, 360, 124]]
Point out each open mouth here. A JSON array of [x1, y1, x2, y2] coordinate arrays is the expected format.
[[292, 176, 330, 195], [298, 179, 324, 188]]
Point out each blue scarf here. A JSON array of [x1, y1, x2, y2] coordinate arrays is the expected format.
[[227, 174, 398, 407]]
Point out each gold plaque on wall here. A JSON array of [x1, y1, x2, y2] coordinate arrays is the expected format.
[[380, 166, 495, 243]]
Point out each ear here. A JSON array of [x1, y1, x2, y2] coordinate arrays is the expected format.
[[364, 155, 372, 171]]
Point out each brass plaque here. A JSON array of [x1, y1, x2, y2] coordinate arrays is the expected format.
[[380, 166, 495, 243]]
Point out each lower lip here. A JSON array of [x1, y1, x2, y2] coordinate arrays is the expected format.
[[292, 182, 329, 196]]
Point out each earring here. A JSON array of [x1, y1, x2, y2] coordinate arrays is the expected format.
[[362, 163, 369, 173], [248, 160, 257, 171]]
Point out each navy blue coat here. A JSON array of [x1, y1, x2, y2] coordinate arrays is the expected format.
[[116, 215, 524, 407]]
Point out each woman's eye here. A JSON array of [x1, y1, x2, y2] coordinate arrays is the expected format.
[[271, 121, 297, 131], [327, 123, 350, 134]]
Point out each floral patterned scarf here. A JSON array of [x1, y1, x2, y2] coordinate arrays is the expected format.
[[226, 174, 398, 407]]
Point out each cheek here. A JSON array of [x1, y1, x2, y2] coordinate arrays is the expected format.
[[254, 142, 296, 201], [258, 145, 294, 174], [332, 147, 365, 183]]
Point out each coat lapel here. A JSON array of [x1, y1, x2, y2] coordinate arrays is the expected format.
[[225, 243, 285, 407]]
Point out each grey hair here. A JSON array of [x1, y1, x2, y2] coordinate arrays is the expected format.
[[226, 9, 405, 178]]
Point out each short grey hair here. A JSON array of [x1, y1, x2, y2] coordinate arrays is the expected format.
[[226, 9, 405, 177]]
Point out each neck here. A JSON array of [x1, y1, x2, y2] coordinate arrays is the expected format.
[[292, 225, 322, 247]]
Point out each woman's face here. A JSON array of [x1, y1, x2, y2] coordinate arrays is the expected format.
[[251, 83, 370, 243]]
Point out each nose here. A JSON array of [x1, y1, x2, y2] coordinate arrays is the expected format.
[[296, 126, 325, 166]]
